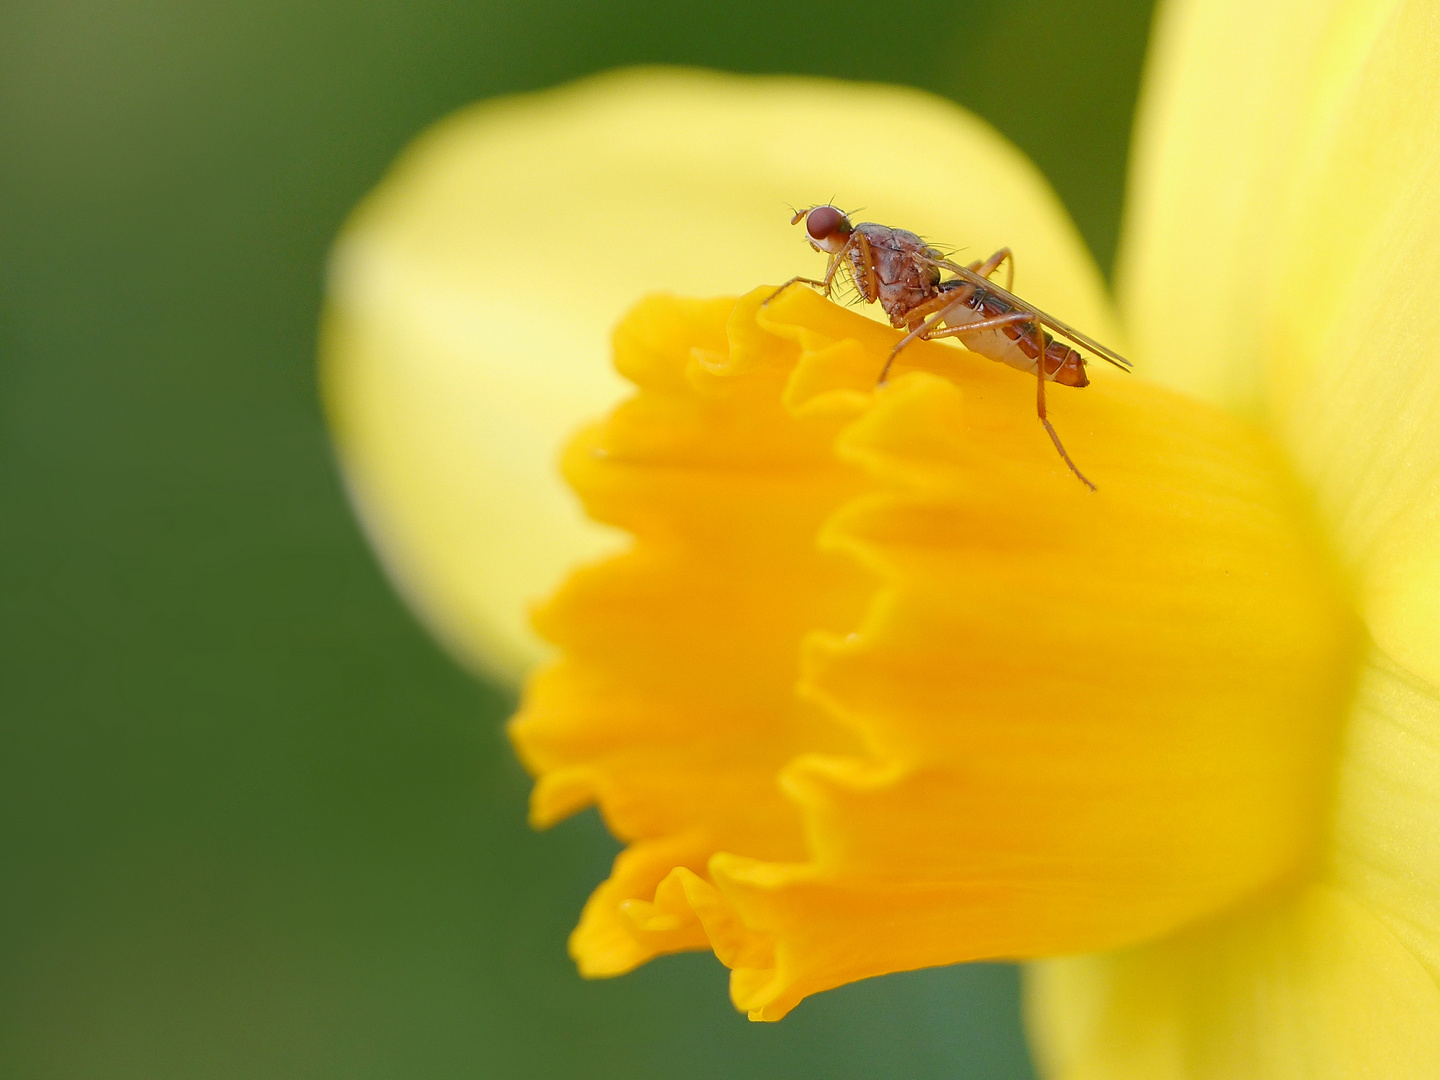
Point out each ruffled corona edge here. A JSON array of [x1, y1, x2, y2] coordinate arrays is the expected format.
[[510, 286, 1351, 1020]]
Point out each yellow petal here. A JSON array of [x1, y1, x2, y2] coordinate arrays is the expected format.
[[1327, 646, 1440, 992], [1030, 4, 1440, 1070], [1028, 646, 1440, 1078], [319, 67, 1117, 680], [1119, 0, 1440, 698], [1116, 0, 1395, 414], [514, 285, 1352, 1020], [1262, 0, 1440, 692], [1027, 882, 1440, 1080]]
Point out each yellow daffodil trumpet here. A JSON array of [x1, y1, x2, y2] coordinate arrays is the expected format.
[[510, 282, 1352, 1021]]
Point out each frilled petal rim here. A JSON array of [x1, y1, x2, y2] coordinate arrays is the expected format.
[[514, 284, 1350, 1020]]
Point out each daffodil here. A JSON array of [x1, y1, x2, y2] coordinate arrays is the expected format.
[[319, 0, 1440, 1073]]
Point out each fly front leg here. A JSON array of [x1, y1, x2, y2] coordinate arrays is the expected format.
[[764, 243, 849, 306], [855, 231, 880, 303], [764, 276, 826, 305]]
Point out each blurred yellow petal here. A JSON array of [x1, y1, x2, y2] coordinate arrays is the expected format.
[[1327, 647, 1440, 994], [1270, 0, 1440, 1018], [1264, 0, 1440, 691], [1116, 0, 1395, 414], [1027, 883, 1440, 1080], [513, 285, 1351, 1020], [320, 68, 1116, 681]]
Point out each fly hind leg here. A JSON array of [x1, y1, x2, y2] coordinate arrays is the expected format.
[[1033, 329, 1096, 491], [915, 302, 1098, 491]]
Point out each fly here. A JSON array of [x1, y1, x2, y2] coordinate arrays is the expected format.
[[768, 204, 1132, 491]]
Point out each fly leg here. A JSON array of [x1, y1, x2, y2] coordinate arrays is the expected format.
[[1033, 330, 1096, 491], [855, 231, 879, 304], [765, 257, 836, 306], [878, 309, 1035, 384], [765, 235, 859, 306], [877, 308, 950, 384], [915, 303, 1098, 490], [966, 247, 1014, 291], [764, 275, 827, 304], [912, 308, 1036, 343]]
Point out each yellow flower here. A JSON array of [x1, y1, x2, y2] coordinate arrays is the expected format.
[[320, 0, 1440, 1073]]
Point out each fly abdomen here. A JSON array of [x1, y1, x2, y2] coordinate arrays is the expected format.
[[945, 286, 1087, 385], [975, 291, 1047, 359], [1044, 340, 1089, 387]]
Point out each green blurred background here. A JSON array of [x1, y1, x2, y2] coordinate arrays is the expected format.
[[0, 0, 1154, 1075]]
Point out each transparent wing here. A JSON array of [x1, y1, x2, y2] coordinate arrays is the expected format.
[[930, 258, 1133, 371]]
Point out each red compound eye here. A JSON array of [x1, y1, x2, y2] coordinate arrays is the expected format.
[[805, 205, 848, 241]]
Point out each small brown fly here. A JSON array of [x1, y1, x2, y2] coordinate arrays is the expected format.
[[768, 204, 1132, 491]]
